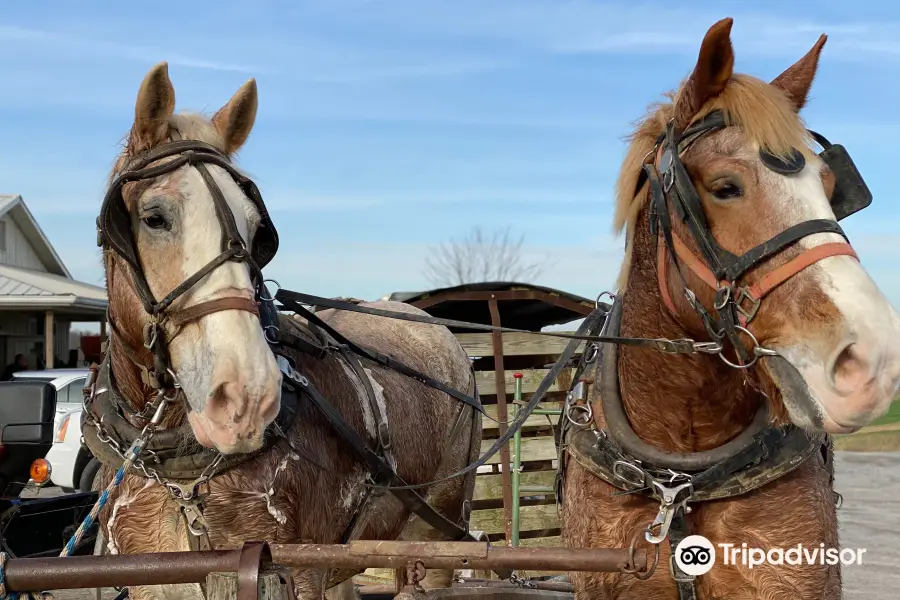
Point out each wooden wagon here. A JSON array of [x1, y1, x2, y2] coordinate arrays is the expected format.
[[355, 282, 595, 586]]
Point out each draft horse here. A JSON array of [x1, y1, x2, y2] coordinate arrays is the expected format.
[[559, 18, 900, 600], [83, 63, 484, 600]]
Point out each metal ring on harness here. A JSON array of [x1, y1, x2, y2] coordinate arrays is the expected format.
[[624, 525, 660, 580], [259, 279, 280, 302], [565, 403, 593, 427], [596, 291, 616, 309], [717, 326, 775, 370]]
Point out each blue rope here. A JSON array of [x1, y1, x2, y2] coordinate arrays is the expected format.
[[60, 441, 139, 558]]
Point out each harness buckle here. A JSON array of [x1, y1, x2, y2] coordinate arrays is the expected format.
[[669, 554, 696, 583], [143, 320, 160, 351], [377, 421, 392, 451], [713, 283, 733, 311], [582, 342, 599, 364], [276, 355, 308, 387], [645, 480, 693, 544], [734, 286, 762, 323], [653, 339, 696, 354], [659, 148, 676, 192], [612, 460, 646, 489], [691, 341, 724, 355]]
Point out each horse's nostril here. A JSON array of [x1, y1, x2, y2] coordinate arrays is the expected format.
[[834, 344, 857, 376], [831, 343, 871, 392]]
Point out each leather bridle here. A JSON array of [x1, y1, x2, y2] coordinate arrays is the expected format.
[[96, 138, 280, 394], [641, 110, 862, 368]]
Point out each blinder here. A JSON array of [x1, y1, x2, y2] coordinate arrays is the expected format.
[[807, 131, 872, 221], [98, 140, 279, 280]]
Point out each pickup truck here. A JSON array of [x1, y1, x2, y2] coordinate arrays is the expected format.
[[10, 368, 101, 492]]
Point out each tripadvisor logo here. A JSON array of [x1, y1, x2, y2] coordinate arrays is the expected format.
[[673, 535, 716, 576], [674, 535, 866, 575]]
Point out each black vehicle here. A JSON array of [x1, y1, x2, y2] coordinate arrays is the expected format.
[[0, 380, 98, 558]]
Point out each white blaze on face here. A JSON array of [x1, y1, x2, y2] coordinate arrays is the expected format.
[[168, 164, 282, 454], [756, 153, 900, 432]]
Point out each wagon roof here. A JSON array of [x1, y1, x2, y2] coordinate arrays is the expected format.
[[386, 281, 595, 332]]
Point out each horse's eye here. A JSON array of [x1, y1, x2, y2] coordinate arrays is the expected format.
[[712, 183, 743, 200], [142, 214, 168, 230]]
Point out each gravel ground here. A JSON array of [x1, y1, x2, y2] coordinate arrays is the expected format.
[[40, 451, 900, 599]]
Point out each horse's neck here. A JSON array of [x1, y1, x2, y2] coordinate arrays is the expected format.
[[614, 236, 764, 454]]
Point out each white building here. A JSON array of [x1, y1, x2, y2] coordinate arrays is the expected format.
[[0, 194, 107, 370]]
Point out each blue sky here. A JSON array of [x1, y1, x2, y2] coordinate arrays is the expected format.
[[2, 0, 900, 314]]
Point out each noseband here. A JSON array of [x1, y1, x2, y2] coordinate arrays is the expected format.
[[96, 138, 280, 392], [640, 110, 868, 367]]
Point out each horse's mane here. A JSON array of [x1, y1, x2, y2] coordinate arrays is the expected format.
[[612, 73, 815, 290]]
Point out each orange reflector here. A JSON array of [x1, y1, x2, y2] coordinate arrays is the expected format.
[[30, 458, 51, 484], [56, 414, 71, 443]]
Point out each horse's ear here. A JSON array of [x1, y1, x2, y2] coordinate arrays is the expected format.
[[770, 34, 827, 112], [132, 62, 176, 152], [212, 79, 258, 154], [673, 18, 735, 132]]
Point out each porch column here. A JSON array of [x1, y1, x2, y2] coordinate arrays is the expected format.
[[44, 311, 54, 368], [100, 319, 107, 338]]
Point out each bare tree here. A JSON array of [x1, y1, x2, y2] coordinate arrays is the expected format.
[[422, 226, 546, 287]]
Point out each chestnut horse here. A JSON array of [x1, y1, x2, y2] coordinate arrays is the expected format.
[[84, 63, 482, 600], [560, 18, 900, 600]]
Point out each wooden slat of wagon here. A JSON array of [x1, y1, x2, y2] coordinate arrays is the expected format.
[[475, 470, 556, 502], [470, 504, 560, 536], [456, 331, 584, 357], [475, 368, 574, 396], [479, 437, 557, 465]]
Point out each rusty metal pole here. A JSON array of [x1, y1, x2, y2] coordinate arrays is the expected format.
[[488, 298, 513, 547], [3, 542, 646, 593]]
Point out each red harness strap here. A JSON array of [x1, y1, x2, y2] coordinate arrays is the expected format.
[[657, 231, 858, 326]]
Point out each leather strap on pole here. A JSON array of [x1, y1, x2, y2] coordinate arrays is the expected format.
[[237, 541, 272, 600]]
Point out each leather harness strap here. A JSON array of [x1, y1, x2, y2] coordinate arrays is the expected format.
[[236, 541, 272, 600], [667, 512, 697, 600], [657, 229, 858, 327], [167, 296, 260, 328], [744, 242, 858, 303]]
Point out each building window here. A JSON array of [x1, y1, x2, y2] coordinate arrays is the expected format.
[[0, 220, 6, 252]]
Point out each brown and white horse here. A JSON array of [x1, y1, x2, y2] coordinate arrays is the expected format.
[[561, 18, 900, 600], [90, 63, 481, 600]]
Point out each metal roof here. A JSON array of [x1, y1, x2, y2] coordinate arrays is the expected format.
[[385, 281, 595, 331], [0, 194, 71, 278], [0, 264, 107, 312]]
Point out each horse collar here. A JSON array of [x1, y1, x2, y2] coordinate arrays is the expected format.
[[558, 296, 831, 598]]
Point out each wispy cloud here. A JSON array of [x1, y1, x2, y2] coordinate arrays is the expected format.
[[0, 25, 267, 74], [317, 0, 900, 63], [305, 60, 512, 84]]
